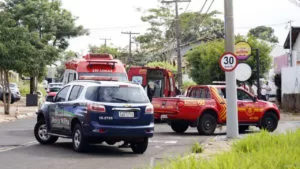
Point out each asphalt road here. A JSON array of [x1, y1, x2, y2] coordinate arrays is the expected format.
[[0, 117, 299, 169], [0, 117, 211, 169]]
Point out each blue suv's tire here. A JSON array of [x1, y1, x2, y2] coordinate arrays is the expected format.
[[34, 121, 58, 144], [72, 124, 87, 152], [131, 138, 148, 154]]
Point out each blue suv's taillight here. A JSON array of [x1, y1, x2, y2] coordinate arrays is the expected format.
[[87, 103, 106, 113]]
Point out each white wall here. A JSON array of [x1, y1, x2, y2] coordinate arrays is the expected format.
[[282, 66, 300, 94], [292, 35, 300, 66]]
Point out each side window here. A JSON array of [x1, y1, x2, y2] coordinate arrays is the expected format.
[[237, 89, 252, 101], [218, 88, 226, 98], [68, 73, 74, 82], [169, 76, 174, 92], [204, 88, 211, 98], [55, 86, 70, 102], [68, 85, 83, 101], [132, 76, 143, 85], [190, 88, 198, 98], [199, 88, 211, 99]]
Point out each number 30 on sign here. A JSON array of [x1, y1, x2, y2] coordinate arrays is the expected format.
[[219, 52, 238, 72]]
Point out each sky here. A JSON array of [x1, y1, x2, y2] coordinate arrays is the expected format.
[[61, 0, 300, 55]]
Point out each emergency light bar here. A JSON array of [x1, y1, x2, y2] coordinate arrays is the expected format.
[[84, 54, 113, 60]]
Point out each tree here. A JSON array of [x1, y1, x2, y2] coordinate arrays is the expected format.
[[146, 61, 177, 74], [186, 36, 272, 85], [248, 26, 279, 43], [1, 0, 88, 94], [55, 50, 77, 81], [88, 45, 121, 58], [0, 11, 36, 114], [136, 7, 224, 63], [185, 40, 225, 84], [166, 10, 224, 44], [135, 6, 174, 57]]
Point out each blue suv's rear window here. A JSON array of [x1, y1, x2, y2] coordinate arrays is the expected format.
[[85, 86, 149, 103]]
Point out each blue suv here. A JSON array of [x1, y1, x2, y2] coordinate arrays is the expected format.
[[34, 80, 154, 153]]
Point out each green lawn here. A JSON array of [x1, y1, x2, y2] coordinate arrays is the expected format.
[[153, 129, 300, 169]]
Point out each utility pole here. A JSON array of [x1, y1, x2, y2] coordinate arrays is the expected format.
[[100, 38, 111, 49], [288, 20, 293, 66], [121, 31, 139, 64], [161, 0, 190, 90], [100, 38, 111, 53], [224, 0, 239, 138]]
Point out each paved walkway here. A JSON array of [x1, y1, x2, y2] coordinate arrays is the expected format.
[[0, 97, 38, 123]]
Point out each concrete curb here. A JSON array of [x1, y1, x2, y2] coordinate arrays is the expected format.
[[16, 112, 36, 119]]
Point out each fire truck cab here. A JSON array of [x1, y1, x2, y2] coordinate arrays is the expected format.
[[127, 66, 176, 98], [62, 53, 128, 84]]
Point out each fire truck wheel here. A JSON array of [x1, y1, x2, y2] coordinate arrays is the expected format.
[[197, 113, 217, 135], [170, 120, 189, 133]]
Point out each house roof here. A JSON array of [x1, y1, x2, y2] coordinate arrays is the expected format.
[[283, 27, 300, 49]]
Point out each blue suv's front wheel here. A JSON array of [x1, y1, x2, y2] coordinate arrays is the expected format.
[[34, 121, 58, 144]]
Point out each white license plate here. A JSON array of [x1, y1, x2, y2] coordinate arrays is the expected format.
[[160, 114, 168, 119], [119, 112, 134, 118]]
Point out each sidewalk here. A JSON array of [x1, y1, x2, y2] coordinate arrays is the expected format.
[[0, 97, 38, 123]]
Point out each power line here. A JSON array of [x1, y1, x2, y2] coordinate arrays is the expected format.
[[183, 1, 191, 13], [199, 0, 208, 14], [99, 38, 111, 52], [161, 0, 191, 90]]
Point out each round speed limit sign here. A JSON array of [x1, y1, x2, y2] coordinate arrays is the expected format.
[[219, 52, 238, 72]]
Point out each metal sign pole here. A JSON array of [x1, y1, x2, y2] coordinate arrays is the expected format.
[[224, 0, 239, 138]]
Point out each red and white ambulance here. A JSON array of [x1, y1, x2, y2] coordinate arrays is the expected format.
[[62, 53, 128, 84]]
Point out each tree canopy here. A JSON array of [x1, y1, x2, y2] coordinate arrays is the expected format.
[[0, 0, 88, 93], [248, 26, 279, 43], [186, 36, 272, 85], [89, 45, 121, 58]]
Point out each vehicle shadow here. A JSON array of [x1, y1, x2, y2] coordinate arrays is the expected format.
[[29, 142, 141, 157]]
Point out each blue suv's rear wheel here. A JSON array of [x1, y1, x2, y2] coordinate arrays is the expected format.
[[131, 138, 148, 154], [72, 124, 87, 152]]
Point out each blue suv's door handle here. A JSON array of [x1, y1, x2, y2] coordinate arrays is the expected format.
[[73, 103, 80, 108]]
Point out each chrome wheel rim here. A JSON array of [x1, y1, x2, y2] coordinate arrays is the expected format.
[[38, 124, 50, 141], [74, 129, 81, 148]]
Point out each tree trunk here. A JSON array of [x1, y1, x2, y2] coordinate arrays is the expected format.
[[30, 77, 35, 94], [3, 70, 10, 115]]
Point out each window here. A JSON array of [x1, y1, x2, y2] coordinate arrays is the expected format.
[[85, 86, 149, 103], [132, 76, 143, 85], [191, 88, 211, 99], [55, 86, 70, 102], [68, 85, 83, 101], [190, 88, 198, 98], [49, 87, 61, 92], [237, 89, 253, 101], [68, 73, 75, 82], [78, 72, 128, 82], [218, 88, 226, 98], [169, 77, 174, 92]]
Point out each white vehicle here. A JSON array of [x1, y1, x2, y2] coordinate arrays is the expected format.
[[47, 83, 63, 93]]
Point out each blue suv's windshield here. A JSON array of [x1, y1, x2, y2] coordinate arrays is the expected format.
[[85, 86, 149, 103]]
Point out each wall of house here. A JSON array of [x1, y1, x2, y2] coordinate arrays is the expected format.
[[293, 35, 300, 66], [282, 66, 300, 94], [281, 66, 300, 112]]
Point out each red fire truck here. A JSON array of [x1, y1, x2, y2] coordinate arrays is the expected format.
[[127, 66, 177, 98], [62, 53, 128, 84]]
